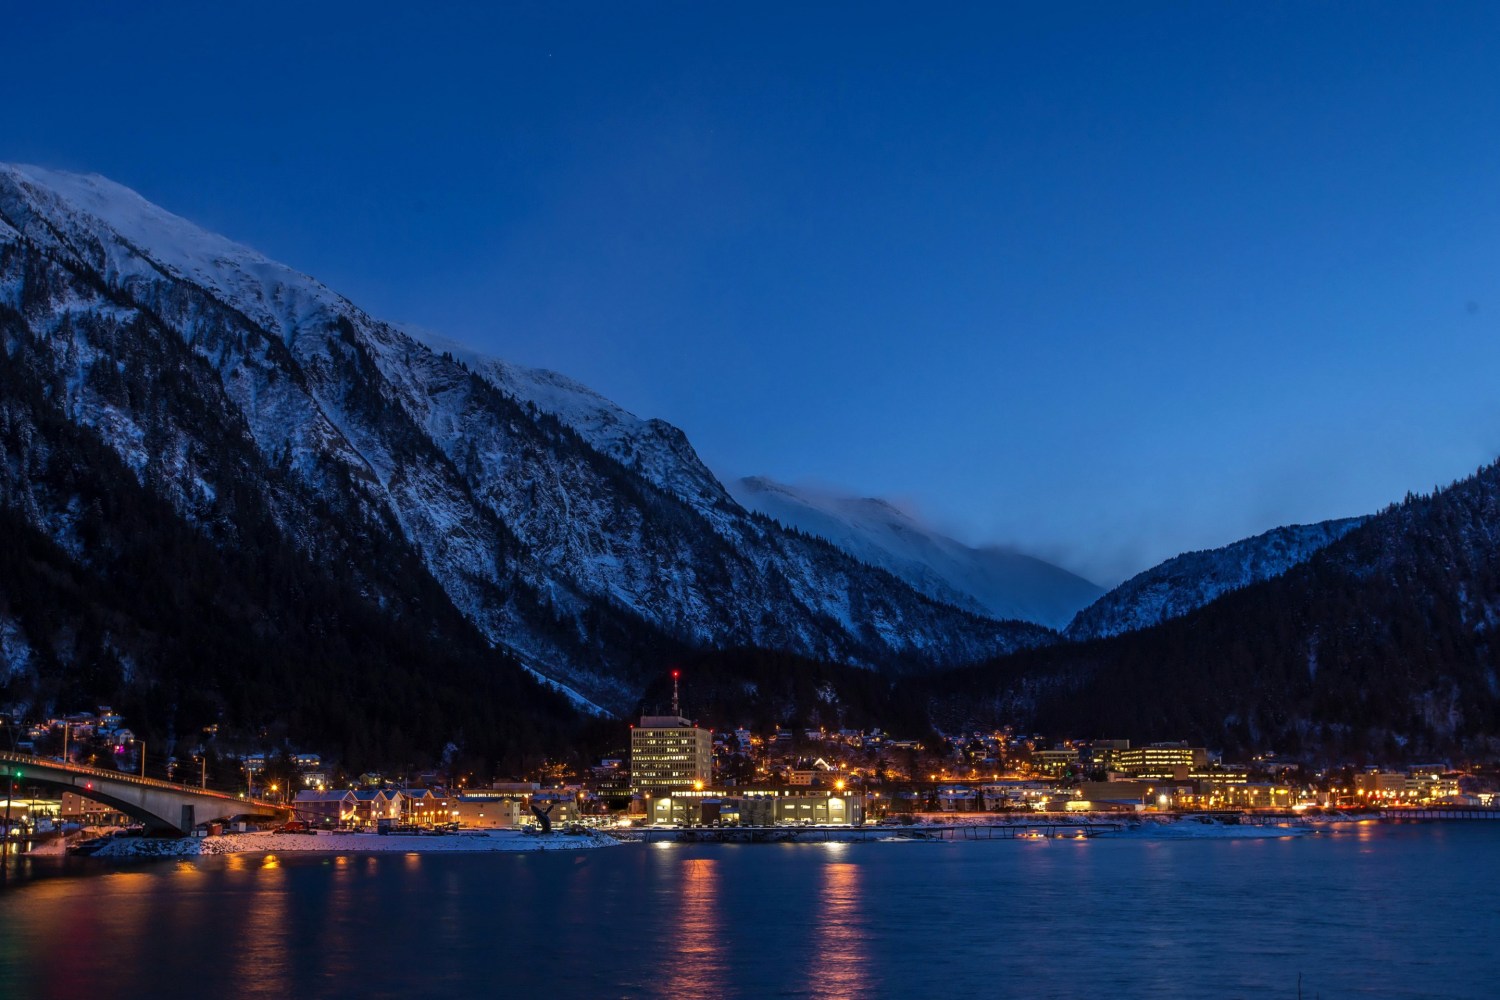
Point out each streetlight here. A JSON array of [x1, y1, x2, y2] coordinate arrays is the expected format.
[[134, 737, 146, 778]]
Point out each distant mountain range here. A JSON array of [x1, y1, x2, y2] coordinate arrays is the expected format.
[[0, 164, 1050, 764], [727, 476, 1102, 630], [2, 162, 1493, 765]]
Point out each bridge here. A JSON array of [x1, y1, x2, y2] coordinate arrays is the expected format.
[[0, 750, 289, 835]]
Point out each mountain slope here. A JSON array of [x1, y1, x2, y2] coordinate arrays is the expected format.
[[0, 244, 583, 772], [925, 469, 1500, 758], [0, 164, 1049, 725], [727, 476, 1102, 629], [1065, 518, 1366, 640]]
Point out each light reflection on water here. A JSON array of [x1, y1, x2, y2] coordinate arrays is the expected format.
[[811, 849, 869, 999], [662, 856, 723, 999], [233, 854, 289, 998], [1, 825, 1498, 999]]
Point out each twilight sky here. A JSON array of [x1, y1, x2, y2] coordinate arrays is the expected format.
[[6, 2, 1500, 585]]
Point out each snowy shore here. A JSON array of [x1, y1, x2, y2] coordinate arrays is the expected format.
[[87, 828, 620, 858]]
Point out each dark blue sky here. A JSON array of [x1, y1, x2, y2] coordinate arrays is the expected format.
[[6, 2, 1500, 583]]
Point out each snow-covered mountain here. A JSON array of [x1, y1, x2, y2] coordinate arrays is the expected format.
[[0, 164, 1052, 718], [1064, 518, 1366, 641], [727, 476, 1102, 629]]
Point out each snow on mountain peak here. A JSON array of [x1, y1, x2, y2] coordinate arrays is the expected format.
[[410, 330, 736, 521], [0, 164, 1057, 711], [0, 163, 342, 342], [728, 476, 1103, 629]]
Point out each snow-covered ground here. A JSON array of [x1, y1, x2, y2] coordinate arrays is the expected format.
[[87, 828, 619, 858]]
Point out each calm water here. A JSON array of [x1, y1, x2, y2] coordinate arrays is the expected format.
[[1, 823, 1498, 999]]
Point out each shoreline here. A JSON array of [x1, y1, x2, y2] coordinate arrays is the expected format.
[[24, 810, 1456, 860], [76, 828, 620, 858]]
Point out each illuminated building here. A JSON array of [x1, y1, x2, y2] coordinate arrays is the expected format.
[[647, 787, 863, 827], [1112, 744, 1209, 779], [1030, 747, 1080, 776], [293, 789, 358, 827], [1354, 771, 1416, 801], [629, 671, 712, 794], [631, 715, 712, 794]]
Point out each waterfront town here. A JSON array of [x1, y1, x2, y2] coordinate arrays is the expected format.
[[2, 684, 1498, 846]]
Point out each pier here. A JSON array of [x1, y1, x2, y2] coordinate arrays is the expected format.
[[1378, 807, 1500, 821]]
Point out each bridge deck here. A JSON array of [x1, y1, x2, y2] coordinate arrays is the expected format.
[[0, 749, 282, 814]]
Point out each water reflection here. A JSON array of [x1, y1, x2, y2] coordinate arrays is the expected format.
[[811, 856, 869, 998], [231, 853, 290, 998], [317, 854, 360, 983], [662, 856, 724, 999]]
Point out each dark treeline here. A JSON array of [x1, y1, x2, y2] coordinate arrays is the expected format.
[[632, 647, 931, 739]]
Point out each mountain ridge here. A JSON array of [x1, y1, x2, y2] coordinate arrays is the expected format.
[[0, 163, 1050, 736], [1064, 517, 1368, 641]]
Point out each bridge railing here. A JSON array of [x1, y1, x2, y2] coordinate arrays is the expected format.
[[0, 749, 281, 810]]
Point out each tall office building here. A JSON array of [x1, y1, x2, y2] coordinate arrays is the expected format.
[[630, 671, 712, 794], [630, 715, 713, 794]]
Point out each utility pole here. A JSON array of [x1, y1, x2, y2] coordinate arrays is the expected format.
[[3, 773, 12, 860]]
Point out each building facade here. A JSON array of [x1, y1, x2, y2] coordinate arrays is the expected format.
[[648, 787, 863, 827], [630, 715, 712, 793], [1112, 744, 1210, 779]]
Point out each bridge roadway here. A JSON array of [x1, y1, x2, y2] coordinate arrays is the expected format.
[[0, 750, 288, 835]]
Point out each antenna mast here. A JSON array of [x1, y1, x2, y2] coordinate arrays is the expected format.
[[671, 670, 681, 717]]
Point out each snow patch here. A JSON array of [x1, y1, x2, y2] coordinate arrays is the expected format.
[[0, 618, 34, 680]]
